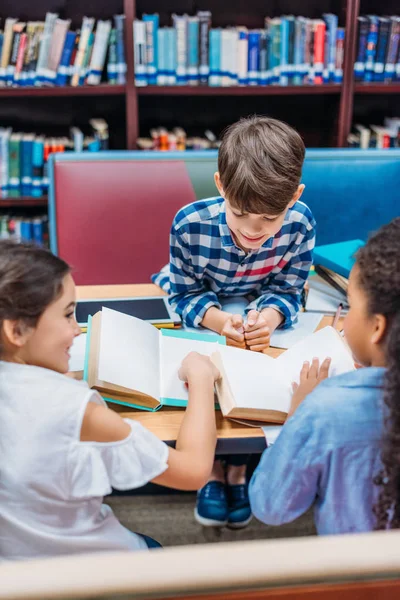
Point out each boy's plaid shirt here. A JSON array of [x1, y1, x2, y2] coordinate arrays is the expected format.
[[152, 197, 316, 329]]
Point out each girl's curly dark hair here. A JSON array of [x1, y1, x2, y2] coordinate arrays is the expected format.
[[0, 240, 70, 355], [356, 218, 400, 529]]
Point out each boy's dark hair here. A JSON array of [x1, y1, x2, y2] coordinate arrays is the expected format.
[[218, 116, 305, 215], [0, 240, 70, 353], [355, 218, 400, 530]]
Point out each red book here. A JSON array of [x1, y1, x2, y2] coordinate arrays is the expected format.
[[313, 21, 326, 85]]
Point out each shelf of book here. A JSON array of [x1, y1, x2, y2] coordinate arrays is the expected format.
[[354, 83, 400, 94], [0, 84, 126, 98], [0, 197, 48, 208], [137, 84, 343, 96]]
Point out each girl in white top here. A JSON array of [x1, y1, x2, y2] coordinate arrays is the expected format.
[[0, 240, 219, 561]]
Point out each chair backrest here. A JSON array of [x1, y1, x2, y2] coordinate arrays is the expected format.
[[2, 530, 400, 600], [49, 149, 400, 285]]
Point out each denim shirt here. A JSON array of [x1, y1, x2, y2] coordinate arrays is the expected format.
[[249, 367, 385, 535]]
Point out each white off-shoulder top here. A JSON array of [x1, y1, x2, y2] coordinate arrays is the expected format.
[[0, 362, 169, 561]]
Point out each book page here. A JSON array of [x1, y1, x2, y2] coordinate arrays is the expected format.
[[97, 307, 160, 400], [270, 312, 323, 349], [160, 336, 220, 401], [217, 346, 292, 413], [277, 326, 355, 385]]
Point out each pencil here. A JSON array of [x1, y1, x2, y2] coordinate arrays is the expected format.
[[332, 303, 343, 331]]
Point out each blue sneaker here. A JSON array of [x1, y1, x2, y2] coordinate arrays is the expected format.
[[227, 483, 252, 529], [194, 481, 229, 527]]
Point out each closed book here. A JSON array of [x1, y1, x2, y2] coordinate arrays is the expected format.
[[187, 16, 199, 85], [313, 20, 326, 84], [55, 31, 76, 86], [0, 128, 11, 198], [78, 30, 95, 85], [143, 13, 159, 85], [26, 22, 44, 86], [36, 12, 58, 85], [166, 27, 177, 85], [198, 10, 211, 84], [13, 31, 28, 85], [280, 17, 290, 85], [373, 17, 391, 81], [209, 28, 221, 86], [31, 136, 44, 197], [247, 30, 260, 85], [323, 13, 338, 82], [113, 14, 127, 84], [269, 18, 281, 84], [220, 29, 231, 86], [364, 15, 379, 82], [384, 17, 400, 82], [86, 307, 225, 411], [20, 219, 33, 242], [354, 16, 369, 80], [173, 14, 188, 85], [8, 134, 22, 197], [20, 134, 34, 195], [0, 18, 18, 85], [45, 18, 71, 83], [334, 28, 345, 83], [134, 20, 147, 86], [293, 17, 305, 84], [107, 29, 118, 84], [313, 239, 364, 279], [237, 27, 248, 85], [9, 22, 26, 85], [71, 16, 95, 87], [259, 29, 269, 85], [212, 327, 354, 425], [32, 217, 44, 245]]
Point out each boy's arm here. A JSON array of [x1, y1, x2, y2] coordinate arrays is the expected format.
[[168, 226, 222, 328], [247, 224, 315, 329]]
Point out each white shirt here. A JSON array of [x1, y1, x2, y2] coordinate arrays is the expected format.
[[0, 362, 169, 561]]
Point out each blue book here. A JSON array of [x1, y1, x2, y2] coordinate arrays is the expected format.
[[280, 18, 289, 85], [114, 14, 127, 84], [373, 17, 391, 82], [247, 30, 260, 85], [354, 16, 369, 80], [209, 28, 221, 86], [83, 309, 225, 411], [166, 27, 177, 85], [56, 32, 76, 86], [323, 13, 338, 82], [384, 17, 400, 82], [334, 28, 345, 83], [156, 28, 167, 85], [31, 137, 44, 198], [364, 16, 379, 82], [32, 217, 44, 245], [143, 13, 159, 85], [187, 17, 199, 84], [313, 240, 365, 279], [20, 135, 34, 196]]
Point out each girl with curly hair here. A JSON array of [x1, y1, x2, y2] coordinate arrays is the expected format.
[[249, 217, 400, 534]]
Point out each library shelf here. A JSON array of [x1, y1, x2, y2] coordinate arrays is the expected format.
[[354, 83, 400, 94], [137, 84, 342, 96], [0, 197, 48, 208], [0, 84, 126, 98]]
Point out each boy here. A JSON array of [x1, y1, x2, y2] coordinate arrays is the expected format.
[[152, 116, 316, 528]]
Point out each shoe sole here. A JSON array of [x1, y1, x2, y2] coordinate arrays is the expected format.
[[227, 515, 253, 530], [194, 508, 228, 527]]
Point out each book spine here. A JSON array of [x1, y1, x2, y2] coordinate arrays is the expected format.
[[20, 135, 33, 195], [364, 15, 379, 82], [374, 17, 391, 81], [134, 20, 147, 86], [9, 23, 26, 85], [44, 18, 70, 84], [323, 13, 338, 82], [71, 17, 95, 86], [384, 17, 400, 82], [292, 17, 302, 84], [8, 135, 21, 197], [87, 20, 111, 85], [156, 27, 165, 85], [198, 10, 211, 84], [187, 16, 199, 85], [334, 28, 345, 83], [270, 19, 281, 84], [13, 32, 28, 85], [31, 137, 44, 197], [247, 30, 260, 85], [27, 23, 44, 86], [173, 14, 188, 85], [259, 29, 269, 85], [32, 217, 44, 245], [79, 31, 95, 85], [143, 13, 159, 85], [0, 19, 18, 85], [209, 28, 221, 86], [313, 20, 326, 84], [114, 14, 127, 84], [36, 12, 58, 85], [166, 27, 177, 85], [230, 28, 238, 85], [107, 29, 118, 84], [279, 17, 289, 85], [354, 16, 369, 80], [220, 29, 230, 86], [0, 129, 11, 198], [287, 15, 295, 83], [237, 27, 248, 85], [55, 31, 76, 86]]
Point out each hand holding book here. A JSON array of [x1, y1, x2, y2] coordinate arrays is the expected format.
[[288, 356, 331, 418]]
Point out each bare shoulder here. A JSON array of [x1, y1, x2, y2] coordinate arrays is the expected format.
[[80, 401, 131, 443]]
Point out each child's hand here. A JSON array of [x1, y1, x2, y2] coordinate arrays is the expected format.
[[288, 357, 331, 418], [221, 314, 246, 349], [244, 310, 271, 352], [178, 352, 220, 383]]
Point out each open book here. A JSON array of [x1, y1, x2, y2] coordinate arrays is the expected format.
[[86, 307, 224, 411], [211, 326, 355, 424]]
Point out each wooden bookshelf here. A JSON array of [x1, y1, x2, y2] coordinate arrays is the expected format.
[[0, 197, 48, 208], [0, 0, 399, 163]]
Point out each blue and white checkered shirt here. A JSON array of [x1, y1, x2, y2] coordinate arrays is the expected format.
[[152, 197, 316, 329]]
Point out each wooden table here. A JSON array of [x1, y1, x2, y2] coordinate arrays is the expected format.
[[77, 283, 338, 454]]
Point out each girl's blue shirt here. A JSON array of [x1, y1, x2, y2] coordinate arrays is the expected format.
[[249, 367, 386, 534]]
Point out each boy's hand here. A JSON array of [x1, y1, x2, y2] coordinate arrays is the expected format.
[[179, 352, 220, 383], [243, 310, 271, 352], [221, 314, 246, 349], [288, 357, 331, 418]]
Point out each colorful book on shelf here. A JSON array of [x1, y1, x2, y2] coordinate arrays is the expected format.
[[313, 239, 364, 279], [84, 307, 226, 412], [211, 326, 355, 425]]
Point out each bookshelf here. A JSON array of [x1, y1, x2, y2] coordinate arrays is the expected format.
[[0, 0, 398, 155]]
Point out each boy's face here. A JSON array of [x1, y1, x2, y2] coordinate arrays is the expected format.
[[215, 172, 302, 252], [225, 200, 289, 251], [16, 273, 81, 373]]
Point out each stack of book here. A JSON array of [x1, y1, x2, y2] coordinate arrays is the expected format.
[[354, 15, 400, 82], [0, 14, 126, 88], [0, 213, 48, 246], [137, 126, 220, 151], [0, 119, 109, 198], [134, 12, 345, 87], [347, 117, 400, 148]]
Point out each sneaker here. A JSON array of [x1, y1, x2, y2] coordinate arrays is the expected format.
[[194, 481, 229, 527], [226, 483, 252, 529]]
